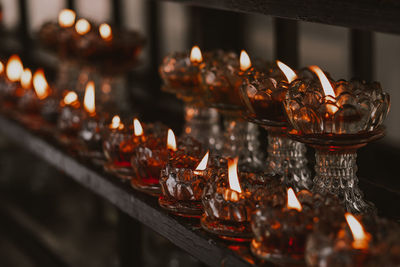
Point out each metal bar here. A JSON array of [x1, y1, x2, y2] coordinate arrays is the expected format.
[[66, 0, 75, 10], [18, 0, 30, 58], [146, 0, 161, 86], [274, 18, 299, 68], [111, 0, 123, 27], [350, 29, 374, 81]]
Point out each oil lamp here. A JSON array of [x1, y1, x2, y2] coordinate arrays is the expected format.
[[240, 60, 311, 190], [201, 157, 275, 242], [0, 55, 23, 101], [58, 9, 75, 28], [200, 50, 264, 170], [75, 18, 91, 36], [159, 151, 210, 217], [57, 91, 82, 141], [99, 23, 113, 41], [306, 213, 400, 266], [17, 69, 50, 113], [159, 46, 221, 151], [284, 65, 390, 213]]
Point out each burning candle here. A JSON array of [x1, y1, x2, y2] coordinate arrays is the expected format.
[[0, 55, 24, 100], [99, 23, 112, 41], [58, 9, 76, 28], [32, 69, 50, 100], [83, 81, 96, 116], [201, 157, 276, 242], [20, 68, 32, 90], [57, 91, 83, 140], [159, 150, 210, 217], [75, 18, 91, 35]]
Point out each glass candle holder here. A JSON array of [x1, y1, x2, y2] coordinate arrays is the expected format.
[[57, 91, 82, 143], [240, 65, 312, 190], [159, 48, 222, 151], [0, 55, 24, 103], [284, 72, 390, 214], [200, 50, 264, 170], [306, 215, 400, 267], [78, 113, 107, 163], [201, 161, 279, 242], [251, 189, 344, 264]]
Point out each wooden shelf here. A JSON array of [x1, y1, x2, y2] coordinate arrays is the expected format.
[[158, 0, 400, 34]]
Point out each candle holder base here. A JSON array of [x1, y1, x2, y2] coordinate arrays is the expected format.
[[103, 162, 132, 177], [250, 240, 304, 265], [200, 214, 252, 242], [158, 196, 202, 218], [130, 177, 161, 196]]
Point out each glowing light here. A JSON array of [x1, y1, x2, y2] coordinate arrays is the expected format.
[[0, 62, 4, 74], [33, 69, 49, 100], [240, 50, 251, 72], [195, 151, 209, 171], [309, 65, 336, 98], [190, 46, 203, 63], [228, 157, 242, 193], [167, 129, 177, 151], [58, 9, 76, 28], [6, 55, 23, 82], [75, 18, 91, 35], [20, 68, 32, 89], [277, 60, 298, 83], [133, 118, 144, 136], [83, 81, 96, 116], [287, 188, 302, 211], [99, 23, 112, 41], [63, 91, 78, 105], [345, 213, 371, 250]]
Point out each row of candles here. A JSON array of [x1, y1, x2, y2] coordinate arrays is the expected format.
[[0, 48, 397, 265]]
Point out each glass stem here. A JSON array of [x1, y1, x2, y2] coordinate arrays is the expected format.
[[182, 104, 222, 152], [266, 127, 312, 190], [314, 147, 375, 214]]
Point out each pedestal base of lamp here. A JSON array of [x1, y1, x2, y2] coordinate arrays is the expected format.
[[103, 162, 133, 179], [250, 239, 304, 265], [200, 214, 252, 242], [158, 196, 203, 218], [130, 176, 161, 196]]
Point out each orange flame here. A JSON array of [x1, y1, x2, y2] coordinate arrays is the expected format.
[[190, 46, 203, 63], [63, 91, 78, 105], [345, 213, 371, 250], [240, 50, 251, 72], [167, 129, 177, 151], [133, 118, 143, 136], [287, 188, 302, 211], [277, 60, 298, 83], [6, 55, 23, 82], [33, 69, 49, 100], [228, 157, 242, 193], [20, 68, 32, 89], [75, 18, 91, 35], [58, 9, 76, 28], [0, 61, 4, 74], [99, 23, 112, 41], [195, 151, 209, 171], [309, 65, 336, 98], [110, 115, 124, 130], [83, 81, 96, 116]]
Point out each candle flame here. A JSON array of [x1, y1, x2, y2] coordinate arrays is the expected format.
[[64, 91, 78, 105], [228, 157, 242, 193], [20, 68, 32, 89], [75, 18, 91, 35], [6, 55, 23, 82], [345, 213, 371, 250], [133, 118, 143, 136], [240, 50, 251, 72], [287, 188, 302, 211], [33, 69, 49, 100], [58, 9, 76, 28], [0, 62, 4, 74], [167, 129, 177, 151], [83, 81, 96, 116], [190, 46, 203, 63], [277, 60, 298, 83], [110, 115, 124, 129], [99, 23, 112, 41], [309, 65, 336, 98], [195, 151, 209, 171]]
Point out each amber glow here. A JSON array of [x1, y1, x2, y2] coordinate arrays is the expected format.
[[64, 91, 78, 105], [110, 115, 124, 130], [83, 81, 96, 116], [6, 55, 23, 82], [287, 188, 302, 211], [195, 151, 209, 171], [33, 69, 49, 100], [133, 118, 144, 136], [0, 62, 4, 74], [167, 129, 177, 151], [58, 9, 76, 28], [228, 157, 242, 193], [75, 18, 91, 35], [345, 213, 371, 249], [309, 65, 336, 98], [240, 50, 251, 72], [190, 46, 203, 63], [20, 68, 32, 89], [99, 23, 112, 41], [277, 60, 298, 83]]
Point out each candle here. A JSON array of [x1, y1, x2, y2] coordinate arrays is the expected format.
[[0, 55, 24, 101], [99, 23, 112, 41], [75, 18, 91, 36], [57, 91, 83, 139], [58, 9, 76, 28]]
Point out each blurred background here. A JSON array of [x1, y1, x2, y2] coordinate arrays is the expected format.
[[0, 0, 399, 266]]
